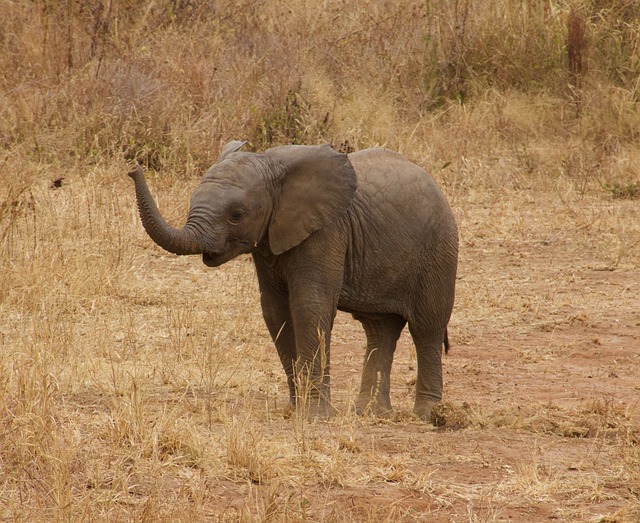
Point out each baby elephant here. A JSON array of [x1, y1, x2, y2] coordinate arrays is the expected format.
[[128, 141, 458, 421]]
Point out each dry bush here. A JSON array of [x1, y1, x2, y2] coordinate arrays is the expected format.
[[0, 0, 636, 173]]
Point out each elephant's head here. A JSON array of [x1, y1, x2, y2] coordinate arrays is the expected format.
[[128, 141, 357, 266]]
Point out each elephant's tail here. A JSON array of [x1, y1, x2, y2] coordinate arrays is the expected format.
[[443, 329, 450, 354]]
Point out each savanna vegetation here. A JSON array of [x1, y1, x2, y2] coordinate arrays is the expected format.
[[1, 1, 639, 521]]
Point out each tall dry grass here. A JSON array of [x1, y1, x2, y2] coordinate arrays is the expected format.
[[1, 0, 640, 521], [1, 0, 640, 172]]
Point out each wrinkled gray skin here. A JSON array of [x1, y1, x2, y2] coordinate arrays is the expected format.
[[128, 141, 458, 421]]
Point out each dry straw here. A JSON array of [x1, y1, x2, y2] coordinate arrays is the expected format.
[[1, 1, 639, 521]]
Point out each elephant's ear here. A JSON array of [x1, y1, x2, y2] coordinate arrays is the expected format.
[[218, 140, 247, 161], [266, 145, 357, 255]]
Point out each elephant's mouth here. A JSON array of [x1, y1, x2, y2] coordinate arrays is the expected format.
[[203, 252, 224, 267], [202, 239, 253, 267]]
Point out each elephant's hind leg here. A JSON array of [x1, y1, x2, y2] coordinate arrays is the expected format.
[[408, 323, 445, 422], [354, 314, 406, 418]]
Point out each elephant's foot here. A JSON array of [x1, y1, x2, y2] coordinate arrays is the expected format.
[[413, 399, 440, 423], [355, 394, 394, 419], [308, 401, 336, 419], [296, 396, 336, 419]]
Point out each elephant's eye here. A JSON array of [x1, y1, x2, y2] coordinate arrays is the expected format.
[[228, 209, 246, 224]]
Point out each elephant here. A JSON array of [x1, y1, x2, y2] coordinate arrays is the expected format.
[[128, 141, 458, 421]]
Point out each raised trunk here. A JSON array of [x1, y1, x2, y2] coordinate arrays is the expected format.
[[128, 164, 202, 255]]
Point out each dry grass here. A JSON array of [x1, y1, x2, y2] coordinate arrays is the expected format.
[[1, 1, 640, 521]]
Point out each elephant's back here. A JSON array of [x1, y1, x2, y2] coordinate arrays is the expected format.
[[347, 148, 454, 229]]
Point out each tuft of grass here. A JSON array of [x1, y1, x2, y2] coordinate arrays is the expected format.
[[604, 181, 640, 200]]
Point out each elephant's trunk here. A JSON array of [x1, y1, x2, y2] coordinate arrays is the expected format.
[[128, 164, 202, 255]]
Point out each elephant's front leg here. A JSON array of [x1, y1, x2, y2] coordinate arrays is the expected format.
[[258, 285, 298, 407], [288, 280, 340, 418]]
